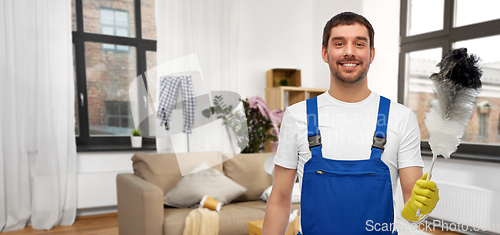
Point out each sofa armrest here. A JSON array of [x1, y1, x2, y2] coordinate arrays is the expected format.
[[117, 173, 164, 235]]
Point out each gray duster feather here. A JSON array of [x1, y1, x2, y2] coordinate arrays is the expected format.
[[424, 48, 483, 159]]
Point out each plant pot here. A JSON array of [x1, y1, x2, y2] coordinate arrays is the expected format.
[[131, 136, 142, 148]]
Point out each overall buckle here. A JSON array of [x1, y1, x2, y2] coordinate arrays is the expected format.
[[308, 130, 322, 150], [372, 136, 386, 152]]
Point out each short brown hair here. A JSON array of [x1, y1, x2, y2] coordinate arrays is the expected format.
[[322, 12, 374, 49]]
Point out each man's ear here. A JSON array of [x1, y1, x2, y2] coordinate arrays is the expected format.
[[322, 46, 328, 63], [370, 46, 375, 64]]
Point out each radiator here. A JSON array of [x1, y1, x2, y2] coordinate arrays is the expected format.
[[429, 181, 500, 234]]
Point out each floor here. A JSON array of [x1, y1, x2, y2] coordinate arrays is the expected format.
[[2, 213, 467, 235], [2, 213, 118, 235]]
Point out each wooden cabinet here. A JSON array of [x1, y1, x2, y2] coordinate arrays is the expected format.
[[265, 69, 327, 111], [266, 68, 302, 88], [263, 69, 327, 152], [265, 86, 327, 111]]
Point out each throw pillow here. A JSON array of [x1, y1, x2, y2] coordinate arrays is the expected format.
[[223, 152, 273, 202], [132, 151, 223, 196], [163, 162, 247, 208]]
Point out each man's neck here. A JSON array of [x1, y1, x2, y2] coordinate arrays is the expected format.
[[328, 76, 371, 103]]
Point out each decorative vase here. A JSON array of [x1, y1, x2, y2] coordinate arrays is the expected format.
[[131, 136, 142, 148]]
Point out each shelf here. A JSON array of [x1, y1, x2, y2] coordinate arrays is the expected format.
[[265, 86, 327, 111], [266, 68, 301, 87]]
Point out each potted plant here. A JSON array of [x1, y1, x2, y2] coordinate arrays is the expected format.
[[202, 95, 283, 153], [279, 77, 289, 86], [131, 128, 142, 148]]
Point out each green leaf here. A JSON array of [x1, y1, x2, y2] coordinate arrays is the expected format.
[[202, 109, 212, 118], [214, 106, 223, 114]]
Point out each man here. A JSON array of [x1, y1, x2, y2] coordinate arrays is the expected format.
[[262, 12, 439, 234]]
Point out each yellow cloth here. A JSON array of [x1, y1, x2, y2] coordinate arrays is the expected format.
[[182, 207, 219, 235]]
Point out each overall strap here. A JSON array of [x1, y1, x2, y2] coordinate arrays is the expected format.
[[370, 96, 391, 160], [306, 97, 323, 158]]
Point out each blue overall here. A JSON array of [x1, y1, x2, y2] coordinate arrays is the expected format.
[[299, 96, 397, 234]]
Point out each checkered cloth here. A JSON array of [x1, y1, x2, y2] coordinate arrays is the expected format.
[[157, 75, 196, 134]]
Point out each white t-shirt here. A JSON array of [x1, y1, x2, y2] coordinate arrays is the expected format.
[[274, 91, 424, 205]]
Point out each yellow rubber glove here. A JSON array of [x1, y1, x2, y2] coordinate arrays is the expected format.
[[401, 172, 439, 222]]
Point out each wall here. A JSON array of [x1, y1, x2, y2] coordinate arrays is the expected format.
[[76, 151, 154, 216], [236, 0, 313, 99], [310, 0, 364, 91], [363, 0, 400, 100]]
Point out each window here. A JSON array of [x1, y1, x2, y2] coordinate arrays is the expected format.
[[101, 9, 130, 52], [498, 117, 500, 137], [479, 113, 488, 138], [105, 101, 133, 130], [407, 0, 444, 36], [399, 0, 500, 161], [73, 0, 157, 150]]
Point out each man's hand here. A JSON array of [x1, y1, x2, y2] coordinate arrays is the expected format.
[[402, 172, 439, 222]]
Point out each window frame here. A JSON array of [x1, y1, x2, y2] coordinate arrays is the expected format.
[[73, 0, 157, 151], [399, 0, 500, 163]]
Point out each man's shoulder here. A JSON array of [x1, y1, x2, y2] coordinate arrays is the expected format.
[[388, 99, 413, 115], [387, 99, 415, 125]]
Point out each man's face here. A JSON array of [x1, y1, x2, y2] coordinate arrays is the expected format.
[[322, 23, 375, 85]]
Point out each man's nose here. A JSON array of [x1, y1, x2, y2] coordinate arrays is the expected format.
[[344, 44, 355, 57]]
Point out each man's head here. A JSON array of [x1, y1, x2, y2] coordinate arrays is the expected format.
[[322, 12, 375, 85], [322, 12, 374, 50]]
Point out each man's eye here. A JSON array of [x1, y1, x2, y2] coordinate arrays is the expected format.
[[335, 42, 344, 46], [356, 43, 364, 47]]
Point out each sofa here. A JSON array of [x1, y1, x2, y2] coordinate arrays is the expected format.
[[116, 151, 300, 235]]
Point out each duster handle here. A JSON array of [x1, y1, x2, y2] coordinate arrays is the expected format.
[[427, 153, 437, 180], [415, 154, 437, 217]]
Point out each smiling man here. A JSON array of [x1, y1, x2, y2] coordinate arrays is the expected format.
[[262, 12, 439, 234]]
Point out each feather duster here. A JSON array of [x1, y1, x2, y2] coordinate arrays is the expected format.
[[425, 48, 482, 160], [416, 48, 482, 216]]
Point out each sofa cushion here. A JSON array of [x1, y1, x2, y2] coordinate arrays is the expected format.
[[223, 152, 274, 202], [162, 201, 301, 235], [163, 162, 246, 208], [132, 151, 223, 196]]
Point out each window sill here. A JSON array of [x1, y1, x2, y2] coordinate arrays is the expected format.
[[422, 149, 500, 163], [77, 143, 156, 152]]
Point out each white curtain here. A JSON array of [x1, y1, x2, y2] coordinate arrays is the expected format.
[[154, 0, 240, 154], [0, 0, 77, 232]]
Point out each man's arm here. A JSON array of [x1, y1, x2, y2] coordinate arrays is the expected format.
[[399, 166, 423, 204], [262, 165, 297, 235]]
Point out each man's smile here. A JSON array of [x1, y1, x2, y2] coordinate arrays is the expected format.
[[339, 61, 360, 70]]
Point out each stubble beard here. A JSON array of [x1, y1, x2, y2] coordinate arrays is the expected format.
[[328, 54, 370, 85], [331, 67, 368, 85]]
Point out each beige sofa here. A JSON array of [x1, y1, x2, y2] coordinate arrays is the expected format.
[[116, 151, 300, 235]]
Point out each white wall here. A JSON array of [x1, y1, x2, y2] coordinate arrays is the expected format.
[[422, 157, 500, 192], [236, 0, 313, 99], [310, 0, 364, 90], [76, 151, 155, 216], [236, 0, 367, 99], [363, 0, 400, 100]]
